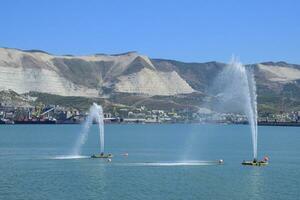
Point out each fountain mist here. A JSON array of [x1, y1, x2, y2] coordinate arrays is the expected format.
[[211, 57, 258, 159], [72, 103, 104, 155]]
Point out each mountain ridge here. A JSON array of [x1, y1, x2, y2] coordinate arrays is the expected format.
[[4, 47, 299, 66], [1, 47, 300, 114]]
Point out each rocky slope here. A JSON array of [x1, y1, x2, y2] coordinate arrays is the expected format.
[[0, 48, 193, 96], [1, 47, 300, 113]]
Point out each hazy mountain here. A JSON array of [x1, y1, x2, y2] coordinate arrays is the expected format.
[[1, 47, 300, 113], [0, 48, 193, 97]]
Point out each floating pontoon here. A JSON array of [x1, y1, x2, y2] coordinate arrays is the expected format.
[[91, 153, 113, 159]]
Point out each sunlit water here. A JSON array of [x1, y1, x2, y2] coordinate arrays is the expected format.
[[0, 124, 299, 200]]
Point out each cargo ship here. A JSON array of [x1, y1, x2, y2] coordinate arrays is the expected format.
[[13, 107, 57, 124], [14, 118, 57, 124]]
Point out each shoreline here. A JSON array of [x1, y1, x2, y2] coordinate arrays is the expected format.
[[1, 121, 300, 127]]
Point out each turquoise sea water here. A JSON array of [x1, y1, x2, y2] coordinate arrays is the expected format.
[[0, 124, 299, 200]]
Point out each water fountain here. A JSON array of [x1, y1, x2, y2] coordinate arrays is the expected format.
[[72, 103, 112, 158], [211, 57, 263, 164]]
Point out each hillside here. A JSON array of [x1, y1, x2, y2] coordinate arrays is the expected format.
[[1, 47, 300, 114], [0, 48, 193, 96]]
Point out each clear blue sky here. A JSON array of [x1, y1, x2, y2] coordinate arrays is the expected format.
[[1, 0, 299, 63]]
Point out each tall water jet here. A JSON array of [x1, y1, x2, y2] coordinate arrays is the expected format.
[[211, 56, 258, 159], [72, 103, 104, 155]]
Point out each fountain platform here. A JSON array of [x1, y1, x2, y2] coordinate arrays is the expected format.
[[91, 153, 113, 159], [242, 160, 268, 166]]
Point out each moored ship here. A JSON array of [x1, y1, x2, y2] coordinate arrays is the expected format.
[[14, 118, 57, 124]]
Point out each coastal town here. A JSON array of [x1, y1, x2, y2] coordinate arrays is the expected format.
[[0, 103, 184, 124], [1, 103, 300, 126]]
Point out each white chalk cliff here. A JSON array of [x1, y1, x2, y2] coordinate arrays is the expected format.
[[0, 48, 194, 97]]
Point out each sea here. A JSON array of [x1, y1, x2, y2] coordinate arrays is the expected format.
[[0, 124, 299, 200]]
